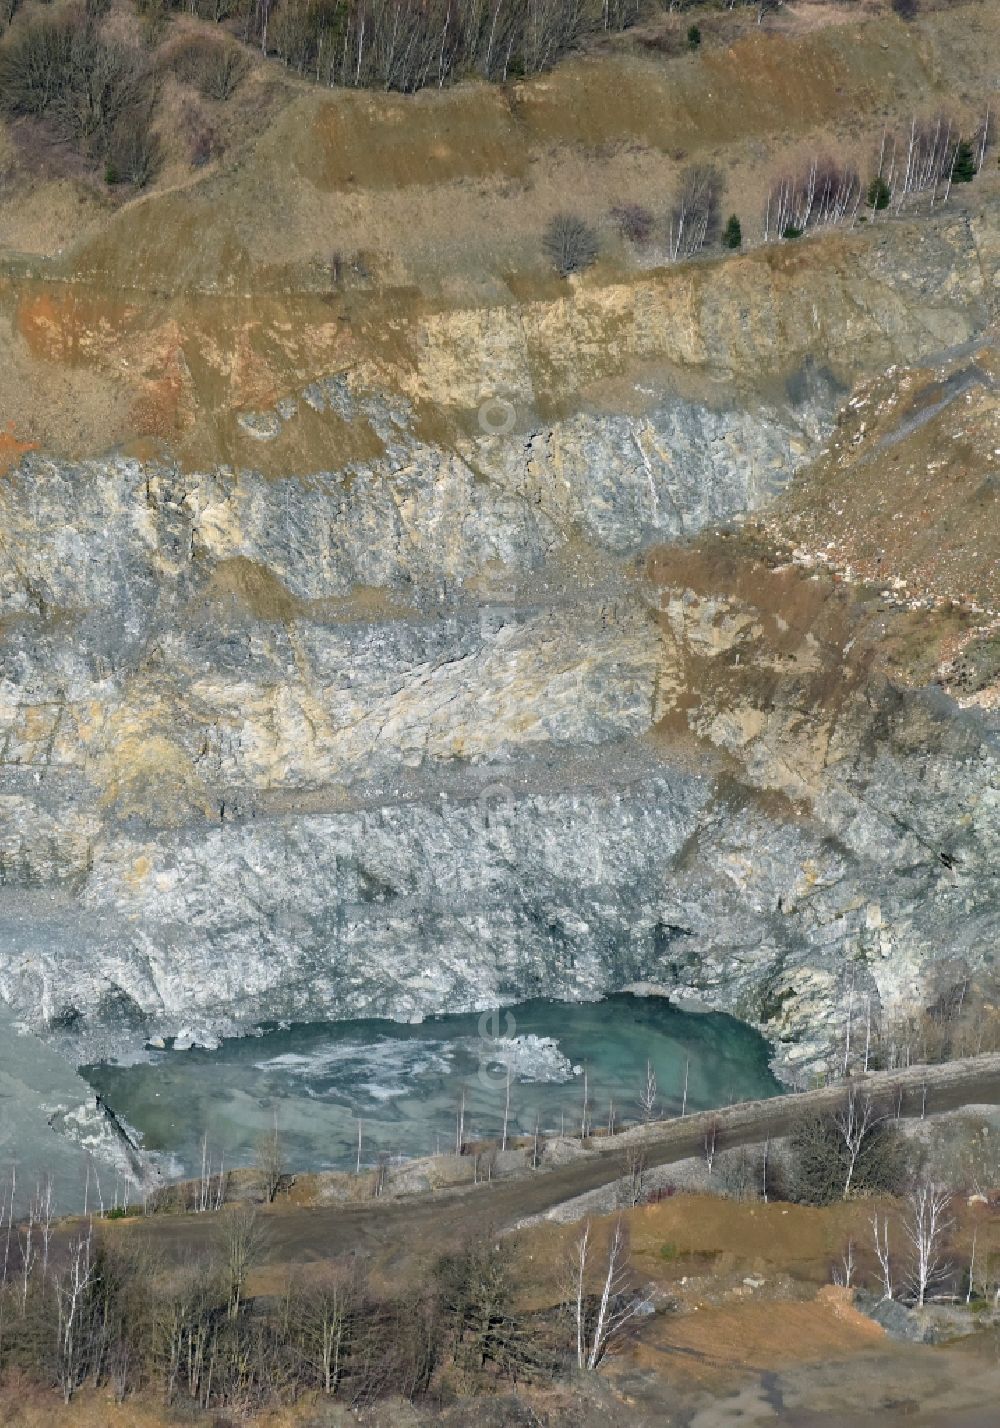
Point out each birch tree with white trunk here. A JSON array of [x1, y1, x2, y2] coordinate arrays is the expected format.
[[871, 1210, 893, 1301], [834, 1092, 882, 1197], [903, 1183, 953, 1307], [569, 1218, 651, 1370]]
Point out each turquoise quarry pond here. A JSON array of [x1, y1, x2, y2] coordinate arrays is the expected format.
[[83, 995, 781, 1181]]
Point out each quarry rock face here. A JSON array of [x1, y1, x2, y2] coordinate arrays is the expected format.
[[0, 181, 997, 1106]]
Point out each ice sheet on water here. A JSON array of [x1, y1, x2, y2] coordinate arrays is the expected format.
[[254, 1035, 455, 1102], [472, 1033, 580, 1083]]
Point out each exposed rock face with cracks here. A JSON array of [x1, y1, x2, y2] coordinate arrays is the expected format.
[[0, 37, 998, 1192]]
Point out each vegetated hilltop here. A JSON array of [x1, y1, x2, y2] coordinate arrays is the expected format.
[[0, 0, 993, 224], [0, 0, 994, 459], [0, 0, 997, 1152]]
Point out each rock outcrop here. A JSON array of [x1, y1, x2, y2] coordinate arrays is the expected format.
[[0, 0, 998, 1202], [1, 186, 997, 1100]]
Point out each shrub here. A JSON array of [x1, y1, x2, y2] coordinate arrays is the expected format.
[[952, 139, 976, 184], [610, 202, 653, 245], [782, 224, 802, 239], [108, 116, 160, 187], [722, 213, 742, 248], [867, 174, 891, 210], [686, 23, 700, 48], [891, 0, 918, 18], [54, 34, 151, 150], [173, 35, 248, 101], [542, 213, 598, 276], [716, 1143, 773, 1200], [188, 118, 220, 167], [0, 15, 157, 179], [785, 1111, 913, 1206], [0, 14, 76, 119]]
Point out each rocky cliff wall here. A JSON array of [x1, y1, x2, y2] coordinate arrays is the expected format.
[[0, 190, 997, 1096]]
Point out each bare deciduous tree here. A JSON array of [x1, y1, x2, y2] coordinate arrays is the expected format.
[[871, 1209, 893, 1301], [834, 1092, 883, 1198], [256, 0, 631, 92], [455, 1087, 466, 1157], [638, 1058, 658, 1123], [543, 213, 599, 276], [569, 1217, 651, 1370], [867, 115, 963, 217], [786, 1105, 909, 1206], [32, 1175, 54, 1282], [531, 1115, 544, 1169], [580, 1064, 592, 1141], [255, 1122, 284, 1204], [372, 1151, 390, 1198], [667, 164, 721, 260], [433, 1234, 545, 1382], [173, 34, 248, 100], [610, 202, 653, 245], [501, 1065, 512, 1151], [974, 109, 993, 173], [716, 1143, 767, 1202], [968, 1240, 1000, 1308], [903, 1182, 953, 1307], [193, 1133, 227, 1212], [1, 1165, 14, 1289], [18, 1192, 36, 1310], [54, 1223, 97, 1402], [218, 1204, 266, 1320], [832, 1237, 856, 1288], [151, 1260, 220, 1406], [620, 1142, 647, 1208], [291, 1260, 362, 1394], [764, 156, 861, 240], [703, 1117, 720, 1175], [761, 1136, 769, 1202]]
